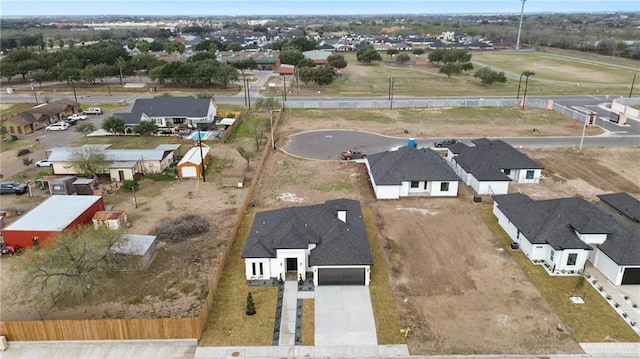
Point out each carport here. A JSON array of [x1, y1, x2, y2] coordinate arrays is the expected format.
[[317, 267, 366, 286]]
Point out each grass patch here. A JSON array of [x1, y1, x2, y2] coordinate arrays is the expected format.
[[199, 210, 278, 346], [301, 298, 314, 346], [476, 204, 639, 343], [363, 208, 405, 345], [225, 110, 268, 142]]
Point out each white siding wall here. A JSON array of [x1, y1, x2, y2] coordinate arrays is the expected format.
[[576, 231, 607, 245], [555, 249, 589, 272], [474, 178, 509, 195], [244, 258, 272, 280], [52, 163, 76, 175], [593, 249, 623, 286], [515, 169, 542, 184], [366, 160, 401, 199], [276, 249, 309, 281], [428, 181, 458, 196]]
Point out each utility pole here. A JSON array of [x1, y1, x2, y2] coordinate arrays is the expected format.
[[198, 128, 206, 182], [269, 109, 276, 150], [283, 74, 287, 102], [630, 73, 637, 98], [30, 81, 39, 105], [245, 77, 251, 110], [515, 0, 527, 50], [69, 77, 78, 103]]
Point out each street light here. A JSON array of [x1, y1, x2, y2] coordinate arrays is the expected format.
[[630, 73, 637, 98], [68, 77, 78, 103], [515, 0, 527, 50]]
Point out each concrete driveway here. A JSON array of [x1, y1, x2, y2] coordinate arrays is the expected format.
[[314, 286, 377, 346]]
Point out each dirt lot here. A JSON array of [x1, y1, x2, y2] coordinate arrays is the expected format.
[[0, 146, 250, 321]]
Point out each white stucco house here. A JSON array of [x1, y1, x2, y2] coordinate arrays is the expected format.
[[113, 96, 217, 132], [365, 146, 460, 200], [241, 199, 373, 286], [450, 139, 543, 195], [493, 193, 640, 285]]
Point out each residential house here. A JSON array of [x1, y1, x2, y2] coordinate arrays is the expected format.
[[597, 192, 640, 233], [302, 50, 332, 65], [493, 193, 640, 285], [242, 199, 372, 286], [2, 99, 80, 135], [113, 96, 217, 132], [451, 139, 543, 195], [46, 144, 176, 180], [365, 146, 459, 200]]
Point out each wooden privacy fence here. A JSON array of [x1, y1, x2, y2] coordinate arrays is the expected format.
[[0, 108, 284, 342]]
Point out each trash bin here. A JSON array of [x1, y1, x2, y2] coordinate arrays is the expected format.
[[6, 87, 15, 94]]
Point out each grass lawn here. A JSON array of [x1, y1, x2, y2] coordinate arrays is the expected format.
[[363, 208, 406, 345], [199, 210, 278, 346], [476, 204, 640, 343], [301, 298, 314, 346]]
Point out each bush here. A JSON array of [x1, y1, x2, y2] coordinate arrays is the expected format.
[[122, 179, 139, 190], [606, 294, 612, 300], [150, 214, 210, 242], [17, 148, 30, 156]]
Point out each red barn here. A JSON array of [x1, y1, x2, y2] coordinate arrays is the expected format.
[[1, 195, 105, 248]]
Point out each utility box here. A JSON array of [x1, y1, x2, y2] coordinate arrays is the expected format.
[[50, 176, 77, 195]]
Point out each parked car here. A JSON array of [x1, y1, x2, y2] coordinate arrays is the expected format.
[[45, 122, 69, 131], [61, 117, 78, 126], [35, 159, 52, 167], [0, 181, 28, 195], [83, 107, 103, 115], [341, 149, 367, 160], [67, 113, 88, 121], [434, 138, 458, 148]]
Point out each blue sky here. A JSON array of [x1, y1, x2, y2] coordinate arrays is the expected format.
[[1, 0, 638, 16]]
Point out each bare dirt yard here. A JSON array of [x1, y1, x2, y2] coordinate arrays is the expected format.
[[0, 145, 250, 321]]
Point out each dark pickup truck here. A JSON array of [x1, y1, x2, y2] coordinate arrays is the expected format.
[[434, 138, 458, 148], [341, 149, 366, 160]]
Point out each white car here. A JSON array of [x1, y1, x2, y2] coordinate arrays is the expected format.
[[45, 122, 69, 131], [68, 113, 88, 121], [35, 159, 52, 167]]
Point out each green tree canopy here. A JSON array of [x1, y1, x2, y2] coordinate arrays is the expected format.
[[474, 67, 507, 85], [327, 54, 348, 69], [356, 45, 382, 64], [102, 116, 126, 134], [70, 144, 109, 177], [279, 49, 304, 65]]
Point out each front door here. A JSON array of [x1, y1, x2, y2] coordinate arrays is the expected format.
[[118, 170, 125, 182], [286, 258, 297, 272]]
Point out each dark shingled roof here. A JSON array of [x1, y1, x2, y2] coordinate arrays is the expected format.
[[241, 199, 372, 266], [453, 139, 543, 181], [115, 96, 213, 124], [447, 142, 469, 155], [366, 146, 459, 185], [495, 194, 640, 265], [598, 193, 640, 223]]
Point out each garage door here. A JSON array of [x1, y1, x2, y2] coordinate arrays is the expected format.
[[621, 268, 640, 285], [318, 268, 364, 285], [181, 166, 197, 178]]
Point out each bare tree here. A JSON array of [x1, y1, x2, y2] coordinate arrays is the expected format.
[[236, 146, 255, 169], [70, 145, 109, 177], [18, 227, 128, 306]]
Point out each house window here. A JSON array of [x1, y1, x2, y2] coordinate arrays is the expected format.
[[259, 262, 264, 275], [503, 169, 511, 175], [526, 170, 535, 179], [440, 182, 449, 191], [251, 262, 256, 276], [567, 253, 577, 266], [410, 181, 419, 188], [549, 249, 555, 262]]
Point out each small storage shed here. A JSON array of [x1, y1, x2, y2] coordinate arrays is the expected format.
[[109, 161, 138, 182], [1, 195, 105, 248], [221, 168, 245, 187], [50, 176, 77, 195], [112, 234, 158, 270], [92, 210, 128, 230], [73, 178, 95, 195], [177, 146, 211, 179]]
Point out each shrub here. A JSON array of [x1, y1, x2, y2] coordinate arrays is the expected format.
[[633, 303, 638, 308], [622, 312, 627, 318], [122, 179, 139, 190], [614, 302, 620, 308], [624, 295, 630, 300], [180, 281, 196, 294], [606, 294, 612, 300], [246, 292, 256, 316], [126, 295, 141, 305], [150, 214, 210, 242], [17, 148, 30, 156]]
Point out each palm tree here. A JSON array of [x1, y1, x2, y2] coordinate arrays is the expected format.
[[521, 70, 535, 109], [115, 56, 126, 85]]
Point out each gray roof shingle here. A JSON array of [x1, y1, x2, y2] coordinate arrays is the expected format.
[[114, 96, 214, 124], [242, 199, 372, 266], [598, 193, 640, 223], [366, 146, 459, 185], [454, 139, 543, 181], [494, 194, 640, 265]]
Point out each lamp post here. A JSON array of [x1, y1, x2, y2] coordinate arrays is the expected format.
[[579, 113, 594, 150], [69, 77, 78, 103]]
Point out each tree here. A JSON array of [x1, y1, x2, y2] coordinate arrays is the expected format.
[[439, 63, 462, 78], [327, 54, 347, 69], [102, 116, 126, 134], [412, 48, 425, 56], [75, 122, 96, 135], [474, 67, 507, 85], [214, 63, 239, 88], [70, 145, 108, 177], [311, 66, 335, 88], [57, 39, 64, 49], [279, 49, 304, 66], [396, 53, 411, 63], [18, 227, 128, 305], [253, 128, 266, 152], [115, 56, 126, 85], [134, 120, 158, 137], [126, 38, 137, 51], [236, 146, 254, 168], [246, 292, 256, 315], [255, 97, 280, 112], [521, 70, 535, 108], [22, 157, 34, 167], [356, 45, 382, 64], [386, 49, 399, 56]]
